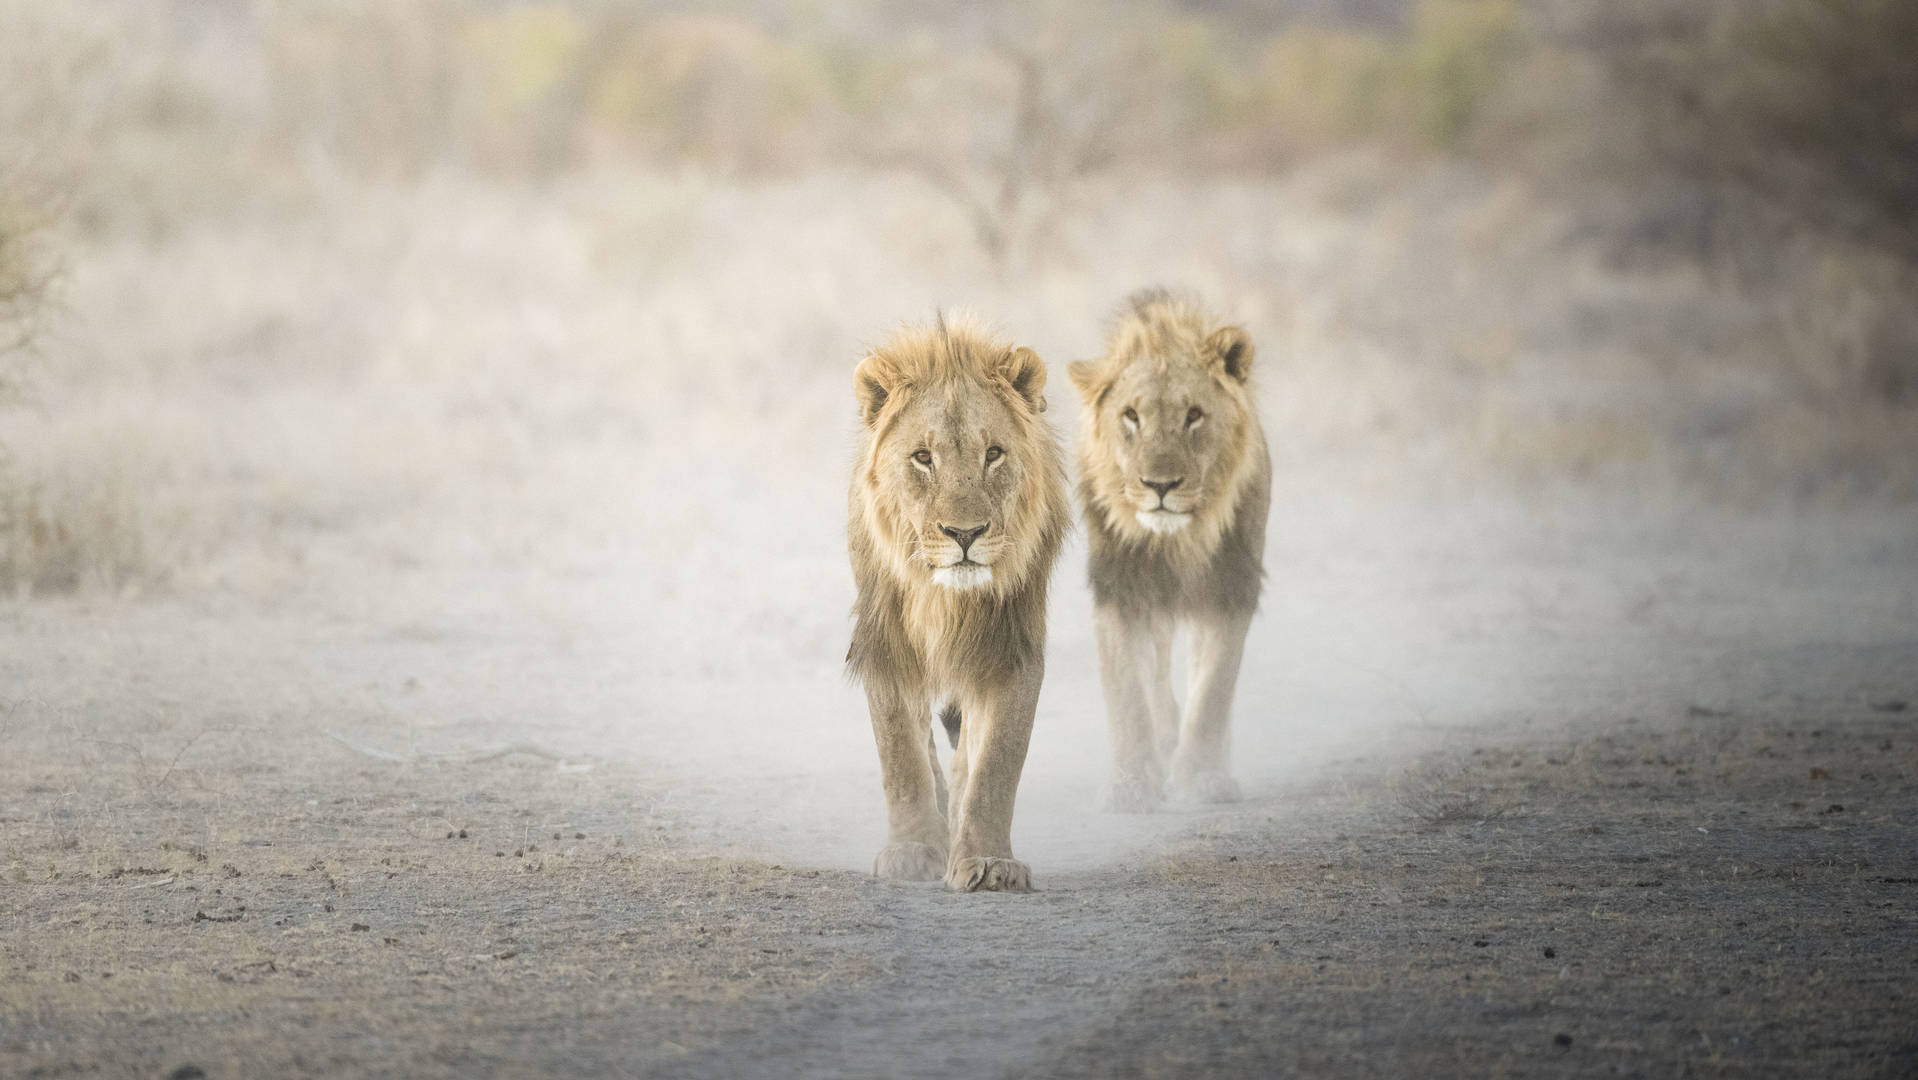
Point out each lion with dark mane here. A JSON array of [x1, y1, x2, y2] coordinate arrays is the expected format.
[[1068, 290, 1270, 811], [846, 316, 1069, 891]]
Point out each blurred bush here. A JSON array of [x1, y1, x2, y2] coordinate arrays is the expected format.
[[0, 0, 84, 356], [0, 0, 1910, 566], [259, 4, 836, 179], [0, 196, 52, 364], [1203, 0, 1524, 167], [1565, 0, 1918, 407], [0, 463, 152, 596], [1583, 0, 1918, 265]]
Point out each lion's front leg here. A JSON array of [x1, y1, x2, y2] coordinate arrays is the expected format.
[[1093, 605, 1167, 812], [945, 668, 1040, 892], [866, 681, 948, 881], [1146, 614, 1181, 764], [1168, 609, 1253, 804]]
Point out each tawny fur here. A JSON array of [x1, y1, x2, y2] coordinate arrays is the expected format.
[[1066, 290, 1271, 811], [847, 316, 1069, 891]]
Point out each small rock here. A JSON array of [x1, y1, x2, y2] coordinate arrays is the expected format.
[[167, 1067, 207, 1080], [1870, 699, 1908, 713], [1554, 1033, 1573, 1047], [351, 923, 370, 932], [1542, 946, 1556, 959]]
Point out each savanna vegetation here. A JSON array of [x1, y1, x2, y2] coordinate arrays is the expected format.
[[1, 0, 1913, 595]]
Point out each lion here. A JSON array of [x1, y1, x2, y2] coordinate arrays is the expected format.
[[1066, 290, 1270, 811], [846, 315, 1069, 892]]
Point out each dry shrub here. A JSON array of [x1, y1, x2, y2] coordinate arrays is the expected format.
[[0, 0, 87, 352], [1404, 0, 1525, 148], [584, 15, 831, 175], [263, 1, 471, 180], [1207, 0, 1526, 167], [0, 196, 54, 365], [1772, 248, 1918, 410], [1617, 0, 1918, 266], [1565, 0, 1918, 409], [0, 464, 151, 596], [852, 5, 1198, 273]]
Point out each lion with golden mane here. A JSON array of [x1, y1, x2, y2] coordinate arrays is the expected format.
[[1067, 290, 1270, 811], [846, 316, 1068, 892]]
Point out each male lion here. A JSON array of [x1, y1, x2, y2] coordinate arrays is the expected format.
[[1067, 290, 1270, 811], [846, 316, 1069, 892]]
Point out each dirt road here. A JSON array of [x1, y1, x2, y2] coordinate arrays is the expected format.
[[4, 495, 1914, 1078]]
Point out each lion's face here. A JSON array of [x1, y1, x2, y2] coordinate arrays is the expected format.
[[872, 379, 1030, 590], [854, 326, 1059, 595], [1070, 320, 1256, 540]]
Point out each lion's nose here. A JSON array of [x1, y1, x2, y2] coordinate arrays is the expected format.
[[1142, 478, 1183, 499], [938, 523, 988, 553]]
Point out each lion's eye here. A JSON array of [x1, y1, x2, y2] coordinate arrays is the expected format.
[[912, 449, 933, 466], [984, 446, 1004, 464], [1121, 407, 1139, 426], [1186, 406, 1204, 427]]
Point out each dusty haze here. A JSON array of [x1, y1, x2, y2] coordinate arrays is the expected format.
[[3, 2, 1914, 1076]]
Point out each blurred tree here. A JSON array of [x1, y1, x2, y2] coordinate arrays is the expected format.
[[0, 0, 90, 364], [856, 5, 1193, 274]]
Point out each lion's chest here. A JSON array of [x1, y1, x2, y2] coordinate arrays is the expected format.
[[896, 585, 1027, 696], [901, 588, 964, 672]]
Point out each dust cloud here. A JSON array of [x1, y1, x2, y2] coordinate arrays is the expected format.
[[4, 3, 1914, 1075], [1, 0, 1910, 875]]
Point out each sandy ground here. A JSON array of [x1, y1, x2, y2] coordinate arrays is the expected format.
[[3, 486, 1914, 1079], [5, 11, 1915, 1070]]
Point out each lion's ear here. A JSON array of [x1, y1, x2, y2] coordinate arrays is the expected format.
[[999, 346, 1048, 413], [1066, 360, 1100, 399], [1068, 359, 1116, 409], [854, 353, 899, 427], [1206, 326, 1254, 383]]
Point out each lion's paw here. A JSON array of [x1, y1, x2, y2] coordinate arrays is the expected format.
[[1099, 776, 1165, 814], [1170, 770, 1242, 805], [873, 841, 947, 882], [947, 856, 1032, 893]]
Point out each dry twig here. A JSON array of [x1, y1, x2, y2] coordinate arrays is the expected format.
[[323, 730, 591, 771]]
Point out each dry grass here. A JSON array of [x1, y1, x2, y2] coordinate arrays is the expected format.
[[0, 160, 1909, 597], [0, 4, 1902, 606], [0, 1, 1912, 598]]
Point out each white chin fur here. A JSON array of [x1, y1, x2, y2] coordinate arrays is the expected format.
[[1136, 510, 1192, 535], [931, 563, 994, 591]]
